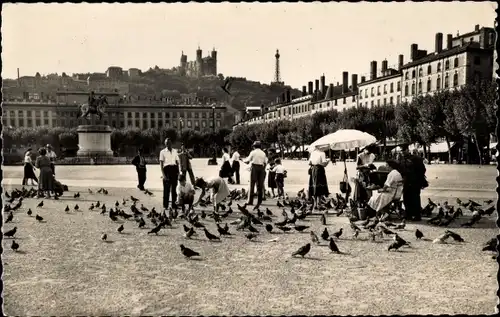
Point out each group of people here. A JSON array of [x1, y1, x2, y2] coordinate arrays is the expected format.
[[22, 144, 59, 198], [352, 144, 428, 221]]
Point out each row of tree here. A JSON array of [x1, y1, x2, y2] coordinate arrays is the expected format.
[[227, 80, 497, 164]]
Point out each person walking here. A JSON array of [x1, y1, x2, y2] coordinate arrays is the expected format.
[[219, 147, 235, 184], [231, 148, 241, 184], [243, 141, 267, 208], [35, 148, 56, 199], [178, 143, 196, 185], [22, 148, 38, 186], [159, 138, 180, 211], [131, 147, 147, 190], [399, 145, 428, 221], [308, 146, 330, 211], [46, 144, 57, 176]]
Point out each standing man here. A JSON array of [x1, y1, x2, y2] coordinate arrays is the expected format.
[[244, 141, 267, 208], [131, 147, 147, 190], [231, 147, 241, 185], [46, 144, 57, 175], [159, 138, 180, 211], [178, 143, 196, 185], [399, 145, 427, 221]]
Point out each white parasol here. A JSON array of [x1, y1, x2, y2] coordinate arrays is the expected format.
[[309, 129, 377, 152]]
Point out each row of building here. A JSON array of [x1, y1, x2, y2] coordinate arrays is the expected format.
[[236, 24, 496, 127], [2, 90, 234, 132]]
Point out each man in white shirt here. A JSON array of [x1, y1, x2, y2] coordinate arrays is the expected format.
[[176, 174, 195, 214], [243, 141, 267, 208], [159, 138, 180, 210], [231, 148, 241, 184]]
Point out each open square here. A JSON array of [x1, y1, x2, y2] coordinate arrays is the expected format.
[[2, 160, 498, 315]]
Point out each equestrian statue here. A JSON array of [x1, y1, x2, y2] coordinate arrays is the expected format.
[[78, 91, 108, 121]]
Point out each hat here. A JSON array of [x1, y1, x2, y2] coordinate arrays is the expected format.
[[46, 144, 52, 149], [252, 141, 261, 148]]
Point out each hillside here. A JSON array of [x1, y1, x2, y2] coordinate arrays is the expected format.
[[131, 70, 302, 110]]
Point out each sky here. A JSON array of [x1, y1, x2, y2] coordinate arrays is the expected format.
[[2, 2, 497, 89]]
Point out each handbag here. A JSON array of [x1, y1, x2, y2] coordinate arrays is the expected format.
[[339, 166, 349, 194]]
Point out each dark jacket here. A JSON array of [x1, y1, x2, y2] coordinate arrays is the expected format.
[[132, 155, 147, 170], [400, 153, 427, 189]]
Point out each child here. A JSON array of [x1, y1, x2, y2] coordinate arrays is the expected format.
[[194, 176, 229, 214], [267, 158, 277, 198], [176, 174, 195, 214], [131, 148, 147, 190], [272, 158, 286, 199]]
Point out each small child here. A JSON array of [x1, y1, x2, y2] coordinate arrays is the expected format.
[[272, 158, 286, 199], [176, 174, 195, 214]]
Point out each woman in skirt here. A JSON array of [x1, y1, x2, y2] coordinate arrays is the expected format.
[[35, 147, 56, 198], [22, 148, 38, 186], [219, 147, 234, 184], [308, 147, 330, 210], [194, 176, 230, 214], [266, 148, 278, 198]]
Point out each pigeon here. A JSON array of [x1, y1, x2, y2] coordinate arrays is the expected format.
[[115, 201, 120, 207], [117, 225, 124, 233], [220, 77, 234, 95], [265, 224, 273, 233], [11, 240, 19, 252], [320, 213, 327, 225], [394, 220, 406, 230], [74, 192, 80, 198], [37, 201, 44, 207], [27, 208, 32, 216], [180, 244, 200, 258], [294, 225, 310, 232], [445, 230, 464, 242], [329, 237, 340, 253], [185, 227, 196, 239], [138, 218, 146, 228], [266, 208, 273, 216], [388, 240, 405, 251], [5, 212, 13, 223], [310, 231, 320, 244], [35, 214, 43, 222], [484, 199, 494, 205], [333, 228, 343, 239], [101, 233, 107, 241], [4, 226, 17, 238], [415, 229, 424, 240], [88, 189, 93, 194], [74, 204, 80, 211], [64, 205, 70, 212], [321, 228, 330, 241], [245, 233, 258, 241], [394, 234, 410, 247], [204, 228, 220, 241], [292, 243, 311, 257], [277, 225, 292, 233], [482, 238, 498, 252]]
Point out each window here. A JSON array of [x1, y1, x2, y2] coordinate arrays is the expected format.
[[474, 56, 481, 65], [142, 113, 147, 118], [397, 95, 400, 105], [377, 99, 380, 106], [436, 76, 441, 90], [418, 80, 422, 93], [216, 113, 221, 118], [157, 121, 162, 128], [135, 112, 140, 118], [194, 112, 199, 118], [202, 121, 207, 127], [150, 113, 155, 119], [43, 111, 48, 117], [397, 82, 401, 92], [187, 120, 192, 128], [453, 73, 458, 86], [202, 112, 207, 119], [44, 119, 49, 125], [454, 57, 459, 68], [165, 113, 170, 119], [445, 60, 450, 70], [27, 110, 32, 117], [444, 74, 449, 88], [365, 90, 368, 98], [187, 112, 192, 118], [437, 62, 441, 71], [143, 120, 148, 128], [412, 70, 416, 78], [427, 65, 432, 75], [427, 79, 431, 92], [135, 120, 140, 127], [35, 119, 41, 126], [371, 87, 374, 96], [377, 86, 381, 95], [390, 97, 393, 104], [150, 121, 155, 128], [216, 121, 221, 127], [404, 84, 409, 96], [383, 84, 387, 94], [195, 120, 199, 127], [371, 101, 374, 107], [419, 68, 423, 77], [383, 98, 387, 105], [390, 83, 394, 93], [411, 83, 415, 95], [405, 72, 409, 80]]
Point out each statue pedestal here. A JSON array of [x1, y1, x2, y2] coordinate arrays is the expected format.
[[77, 125, 114, 157]]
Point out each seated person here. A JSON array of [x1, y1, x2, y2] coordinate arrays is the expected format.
[[176, 174, 195, 214], [366, 160, 404, 217]]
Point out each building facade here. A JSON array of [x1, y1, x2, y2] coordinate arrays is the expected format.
[[179, 48, 217, 78], [358, 59, 403, 108]]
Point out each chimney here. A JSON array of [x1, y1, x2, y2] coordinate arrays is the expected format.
[[308, 81, 313, 95], [302, 86, 307, 96], [351, 74, 358, 92], [328, 83, 334, 98], [320, 75, 326, 97], [447, 34, 453, 49], [281, 92, 285, 103], [17, 68, 20, 80], [370, 61, 377, 80], [410, 44, 418, 61], [342, 72, 349, 94], [381, 60, 388, 73], [286, 90, 291, 103], [315, 79, 320, 95], [435, 33, 443, 53], [475, 24, 480, 32], [361, 76, 366, 83], [398, 55, 404, 70]]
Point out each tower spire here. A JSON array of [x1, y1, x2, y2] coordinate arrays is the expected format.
[[273, 49, 282, 85]]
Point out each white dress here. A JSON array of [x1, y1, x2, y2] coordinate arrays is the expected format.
[[368, 169, 404, 212], [207, 177, 230, 205]]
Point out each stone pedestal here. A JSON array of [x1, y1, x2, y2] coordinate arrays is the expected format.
[[77, 125, 114, 157]]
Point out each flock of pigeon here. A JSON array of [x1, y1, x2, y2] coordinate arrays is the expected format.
[[2, 185, 498, 261]]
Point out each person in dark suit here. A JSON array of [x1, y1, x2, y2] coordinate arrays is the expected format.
[[132, 147, 147, 190], [399, 145, 428, 221]]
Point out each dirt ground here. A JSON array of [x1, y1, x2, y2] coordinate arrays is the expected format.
[[2, 184, 498, 315]]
